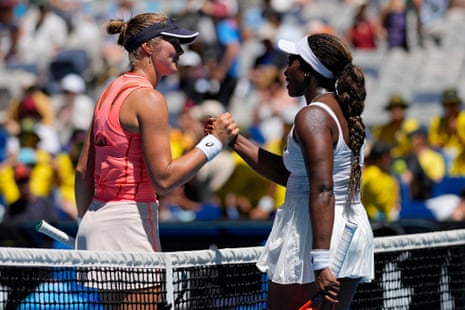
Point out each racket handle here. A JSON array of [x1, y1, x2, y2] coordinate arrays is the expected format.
[[331, 221, 358, 276], [298, 300, 313, 310], [36, 219, 75, 248]]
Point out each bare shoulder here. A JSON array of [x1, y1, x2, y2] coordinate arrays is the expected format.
[[120, 87, 168, 132], [295, 104, 332, 129], [129, 87, 166, 108]]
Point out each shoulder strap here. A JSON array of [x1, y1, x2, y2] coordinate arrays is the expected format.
[[310, 101, 343, 140]]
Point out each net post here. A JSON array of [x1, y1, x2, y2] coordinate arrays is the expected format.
[[165, 255, 174, 308]]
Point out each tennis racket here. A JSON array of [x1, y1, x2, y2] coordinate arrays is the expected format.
[[35, 219, 76, 248], [299, 221, 358, 310]]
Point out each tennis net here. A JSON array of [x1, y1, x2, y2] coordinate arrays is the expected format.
[[0, 229, 465, 309]]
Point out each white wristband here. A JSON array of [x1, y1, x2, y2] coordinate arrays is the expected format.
[[195, 134, 223, 161], [311, 249, 330, 271]]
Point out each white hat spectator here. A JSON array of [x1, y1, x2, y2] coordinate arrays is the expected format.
[[189, 99, 225, 120], [179, 50, 202, 67], [61, 73, 85, 93]]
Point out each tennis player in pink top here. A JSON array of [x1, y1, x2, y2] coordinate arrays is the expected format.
[[74, 12, 239, 307], [75, 13, 238, 253]]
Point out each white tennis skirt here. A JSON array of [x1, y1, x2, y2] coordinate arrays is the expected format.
[[256, 191, 374, 285], [76, 200, 161, 252]]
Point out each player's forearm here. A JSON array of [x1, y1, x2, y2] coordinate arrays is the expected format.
[[74, 171, 94, 218], [230, 135, 289, 186]]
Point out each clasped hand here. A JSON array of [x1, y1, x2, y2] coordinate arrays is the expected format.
[[204, 112, 239, 145]]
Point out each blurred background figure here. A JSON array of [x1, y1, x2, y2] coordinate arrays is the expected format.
[[11, 0, 68, 76], [346, 0, 382, 50], [371, 93, 420, 158], [379, 0, 409, 50], [424, 187, 465, 222], [428, 88, 465, 172], [50, 73, 94, 146], [0, 118, 56, 205], [362, 141, 401, 222], [413, 0, 450, 47], [0, 162, 58, 248], [397, 126, 446, 201], [200, 0, 241, 109], [4, 73, 60, 156], [0, 0, 20, 66], [249, 65, 300, 145], [2, 162, 58, 224], [53, 129, 86, 221]]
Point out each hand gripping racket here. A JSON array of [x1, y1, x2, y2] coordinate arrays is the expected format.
[[299, 221, 358, 310], [36, 219, 76, 248]]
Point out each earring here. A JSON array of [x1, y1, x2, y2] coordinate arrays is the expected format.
[[304, 72, 310, 79]]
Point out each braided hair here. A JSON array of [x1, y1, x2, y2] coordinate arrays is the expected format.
[[307, 34, 367, 204]]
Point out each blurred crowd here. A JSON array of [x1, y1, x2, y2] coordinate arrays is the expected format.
[[1, 0, 465, 232]]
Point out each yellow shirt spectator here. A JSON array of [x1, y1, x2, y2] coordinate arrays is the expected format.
[[372, 94, 420, 158], [428, 88, 465, 165], [362, 141, 400, 221], [0, 149, 55, 205]]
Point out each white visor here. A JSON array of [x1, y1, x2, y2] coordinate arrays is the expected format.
[[278, 37, 334, 79]]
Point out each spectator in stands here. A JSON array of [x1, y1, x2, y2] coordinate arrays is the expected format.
[[59, 2, 104, 85], [0, 0, 20, 66], [0, 118, 56, 205], [412, 0, 450, 47], [346, 0, 381, 50], [449, 150, 465, 177], [100, 0, 141, 77], [0, 162, 58, 248], [379, 0, 409, 50], [428, 87, 465, 171], [362, 141, 400, 221], [371, 93, 420, 158], [398, 126, 446, 200], [12, 0, 68, 75], [200, 0, 241, 109], [53, 129, 86, 221], [424, 187, 465, 221], [253, 22, 287, 70], [249, 65, 300, 145], [222, 33, 374, 309], [177, 49, 211, 107], [50, 73, 94, 147], [4, 73, 61, 155], [2, 162, 58, 224]]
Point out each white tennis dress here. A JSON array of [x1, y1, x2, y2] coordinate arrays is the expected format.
[[256, 101, 374, 284]]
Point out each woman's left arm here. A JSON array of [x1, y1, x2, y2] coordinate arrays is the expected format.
[[294, 106, 340, 301]]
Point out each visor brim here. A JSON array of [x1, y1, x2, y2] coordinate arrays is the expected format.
[[161, 29, 199, 44], [277, 39, 298, 55]]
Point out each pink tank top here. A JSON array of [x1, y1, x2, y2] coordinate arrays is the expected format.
[[93, 72, 156, 202]]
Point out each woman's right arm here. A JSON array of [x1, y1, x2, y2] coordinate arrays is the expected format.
[[230, 134, 289, 186], [74, 119, 95, 218]]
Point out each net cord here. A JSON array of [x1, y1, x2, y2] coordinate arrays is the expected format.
[[1, 229, 465, 267], [374, 228, 465, 253], [0, 246, 263, 268]]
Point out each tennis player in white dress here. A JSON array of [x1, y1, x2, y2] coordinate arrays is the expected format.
[[226, 33, 374, 310]]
